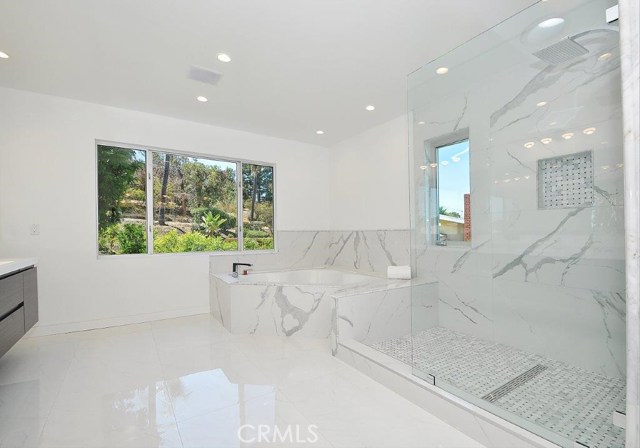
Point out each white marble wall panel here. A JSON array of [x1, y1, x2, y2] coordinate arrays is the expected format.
[[411, 282, 440, 334], [492, 279, 626, 378], [410, 0, 626, 378], [336, 286, 412, 346], [327, 230, 411, 273], [209, 230, 410, 276], [334, 282, 438, 355], [620, 0, 640, 442]]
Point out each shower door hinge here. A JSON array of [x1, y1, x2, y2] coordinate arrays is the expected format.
[[606, 5, 619, 23], [613, 410, 626, 429]]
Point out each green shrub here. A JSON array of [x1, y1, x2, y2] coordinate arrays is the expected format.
[[117, 223, 147, 254], [244, 237, 274, 250], [191, 207, 236, 231], [245, 229, 269, 238], [126, 188, 146, 201], [98, 224, 121, 255], [245, 220, 265, 231], [154, 230, 238, 253], [153, 229, 181, 253], [254, 202, 273, 227]]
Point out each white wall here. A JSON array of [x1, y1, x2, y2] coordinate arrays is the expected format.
[[329, 115, 409, 231], [0, 87, 331, 335]]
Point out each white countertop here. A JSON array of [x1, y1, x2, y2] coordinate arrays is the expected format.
[[0, 258, 38, 277]]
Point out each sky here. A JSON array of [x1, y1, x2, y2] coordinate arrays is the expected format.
[[437, 140, 470, 217]]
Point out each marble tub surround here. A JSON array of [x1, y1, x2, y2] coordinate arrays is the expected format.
[[334, 281, 437, 349], [209, 229, 410, 276], [210, 267, 410, 339]]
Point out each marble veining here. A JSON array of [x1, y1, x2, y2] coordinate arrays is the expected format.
[[410, 1, 626, 379], [211, 268, 414, 340], [619, 0, 640, 445], [209, 230, 410, 276]]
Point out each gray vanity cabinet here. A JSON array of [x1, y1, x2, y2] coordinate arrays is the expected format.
[[0, 267, 38, 359], [23, 268, 38, 331]]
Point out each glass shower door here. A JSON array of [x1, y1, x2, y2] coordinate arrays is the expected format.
[[409, 0, 626, 446]]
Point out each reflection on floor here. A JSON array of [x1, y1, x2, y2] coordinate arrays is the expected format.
[[371, 327, 626, 448], [0, 315, 483, 448]]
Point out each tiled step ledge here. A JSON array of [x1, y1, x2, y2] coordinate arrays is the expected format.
[[336, 339, 560, 448]]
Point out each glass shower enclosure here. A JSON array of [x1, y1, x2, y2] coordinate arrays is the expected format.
[[408, 0, 625, 446]]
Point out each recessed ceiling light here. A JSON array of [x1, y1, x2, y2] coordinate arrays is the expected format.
[[436, 67, 449, 75], [538, 17, 565, 28], [583, 127, 596, 135], [419, 165, 428, 170], [196, 96, 208, 102], [562, 132, 574, 140], [451, 156, 461, 163], [418, 121, 425, 125], [537, 101, 547, 107], [316, 130, 324, 135], [365, 105, 375, 111], [598, 52, 612, 61], [430, 163, 438, 168], [0, 51, 9, 59], [441, 160, 449, 166], [217, 53, 231, 63], [514, 177, 520, 181], [541, 137, 553, 144], [549, 121, 557, 126], [524, 142, 535, 149]]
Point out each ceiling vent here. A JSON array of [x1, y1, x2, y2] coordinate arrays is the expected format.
[[188, 65, 223, 85]]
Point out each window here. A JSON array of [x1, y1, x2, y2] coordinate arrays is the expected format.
[[242, 164, 275, 250], [436, 139, 470, 243], [97, 143, 275, 255]]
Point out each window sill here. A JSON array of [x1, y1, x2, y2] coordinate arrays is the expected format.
[[97, 249, 278, 260]]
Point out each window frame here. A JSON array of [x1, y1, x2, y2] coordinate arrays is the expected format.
[[423, 129, 470, 247], [95, 140, 277, 258]]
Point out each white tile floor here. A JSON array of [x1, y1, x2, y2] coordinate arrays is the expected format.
[[0, 314, 484, 448]]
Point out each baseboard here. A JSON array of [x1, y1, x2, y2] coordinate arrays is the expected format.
[[24, 306, 211, 337]]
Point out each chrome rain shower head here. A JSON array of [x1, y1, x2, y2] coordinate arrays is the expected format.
[[533, 37, 589, 65]]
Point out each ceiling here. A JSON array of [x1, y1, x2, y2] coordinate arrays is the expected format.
[[0, 0, 537, 146]]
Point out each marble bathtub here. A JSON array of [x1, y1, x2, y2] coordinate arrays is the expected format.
[[210, 267, 393, 337]]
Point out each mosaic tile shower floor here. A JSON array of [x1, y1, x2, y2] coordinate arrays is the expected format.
[[370, 327, 626, 448]]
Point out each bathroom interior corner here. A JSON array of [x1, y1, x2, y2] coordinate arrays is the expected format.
[[0, 0, 638, 447]]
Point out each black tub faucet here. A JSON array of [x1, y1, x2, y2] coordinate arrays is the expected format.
[[232, 263, 253, 277]]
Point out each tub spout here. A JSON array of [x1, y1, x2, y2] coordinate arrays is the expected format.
[[232, 262, 252, 278]]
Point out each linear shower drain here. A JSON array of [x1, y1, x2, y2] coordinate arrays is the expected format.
[[482, 364, 548, 403]]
